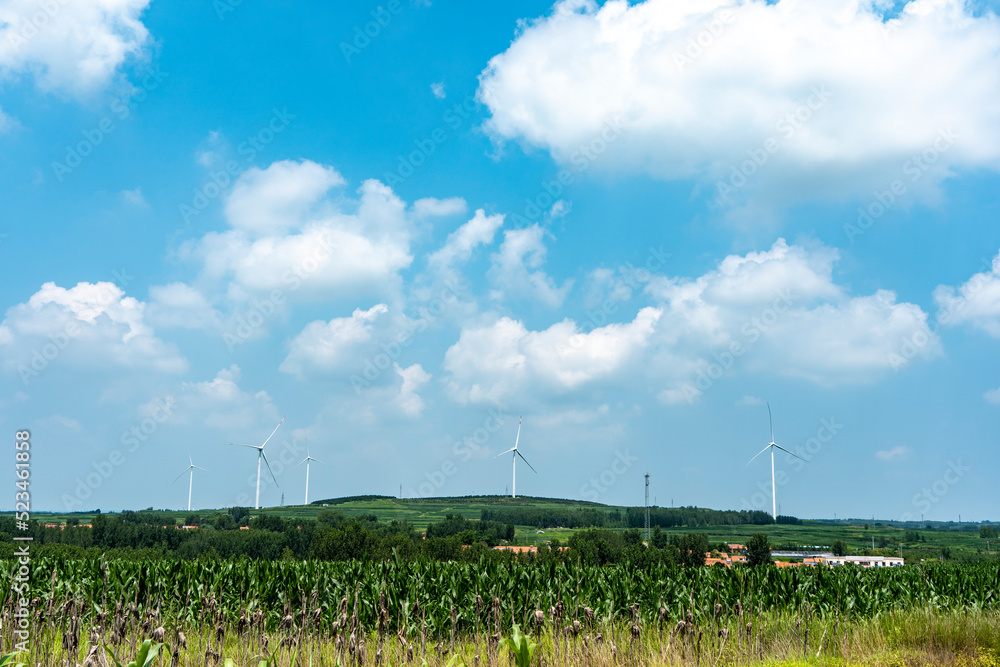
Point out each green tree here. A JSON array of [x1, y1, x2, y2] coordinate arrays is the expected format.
[[832, 539, 847, 556], [676, 532, 708, 567], [746, 532, 772, 566], [980, 525, 999, 539]]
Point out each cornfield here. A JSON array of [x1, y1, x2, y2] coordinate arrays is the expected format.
[[2, 557, 999, 666]]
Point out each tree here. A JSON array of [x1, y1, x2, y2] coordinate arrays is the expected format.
[[832, 540, 847, 556], [676, 533, 708, 567], [213, 513, 236, 531], [746, 532, 772, 566], [184, 514, 200, 527], [980, 525, 999, 539]]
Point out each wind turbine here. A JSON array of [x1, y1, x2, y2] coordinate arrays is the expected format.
[[297, 446, 323, 505], [172, 454, 207, 512], [228, 417, 284, 509], [747, 403, 806, 520], [494, 417, 536, 498]]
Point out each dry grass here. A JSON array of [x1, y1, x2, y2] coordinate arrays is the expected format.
[[6, 608, 999, 667]]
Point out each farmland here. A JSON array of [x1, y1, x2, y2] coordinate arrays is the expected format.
[[16, 495, 998, 562]]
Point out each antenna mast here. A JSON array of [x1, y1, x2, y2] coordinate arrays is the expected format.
[[644, 473, 650, 544]]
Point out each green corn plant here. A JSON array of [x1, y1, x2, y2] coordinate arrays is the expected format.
[[503, 624, 537, 667], [102, 640, 163, 667], [0, 653, 27, 667]]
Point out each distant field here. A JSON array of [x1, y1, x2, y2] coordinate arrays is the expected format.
[[13, 494, 997, 560]]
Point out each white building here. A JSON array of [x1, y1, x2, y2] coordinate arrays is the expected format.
[[819, 555, 904, 568]]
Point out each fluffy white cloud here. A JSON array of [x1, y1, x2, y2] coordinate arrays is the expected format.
[[147, 283, 221, 330], [428, 209, 504, 273], [445, 238, 938, 407], [985, 387, 1000, 404], [0, 0, 151, 96], [444, 307, 661, 405], [166, 365, 282, 432], [647, 239, 939, 395], [280, 304, 389, 378], [190, 160, 413, 300], [413, 196, 466, 218], [876, 445, 912, 462], [395, 362, 431, 416], [224, 161, 345, 236], [479, 0, 1000, 206], [0, 281, 186, 379], [488, 224, 572, 306], [934, 251, 1000, 336]]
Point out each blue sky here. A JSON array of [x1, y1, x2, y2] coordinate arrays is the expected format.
[[1, 0, 999, 520]]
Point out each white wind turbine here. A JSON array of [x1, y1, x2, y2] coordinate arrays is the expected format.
[[228, 417, 284, 510], [297, 446, 324, 506], [494, 417, 536, 498], [747, 403, 806, 520], [172, 453, 207, 512]]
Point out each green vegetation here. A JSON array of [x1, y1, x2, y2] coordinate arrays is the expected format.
[[7, 496, 998, 563], [4, 557, 1000, 667]]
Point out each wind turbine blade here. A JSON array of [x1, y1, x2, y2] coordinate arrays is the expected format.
[[296, 456, 309, 468], [171, 468, 190, 485], [494, 447, 516, 459], [513, 417, 521, 450], [227, 443, 260, 450], [193, 465, 208, 471], [311, 456, 324, 465], [772, 443, 807, 462], [747, 443, 771, 466], [260, 416, 286, 449], [767, 402, 774, 443], [515, 449, 537, 474], [261, 451, 279, 487]]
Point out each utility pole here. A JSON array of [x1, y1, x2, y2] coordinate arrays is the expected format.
[[644, 473, 650, 544]]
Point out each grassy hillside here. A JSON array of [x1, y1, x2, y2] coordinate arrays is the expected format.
[[12, 495, 997, 561]]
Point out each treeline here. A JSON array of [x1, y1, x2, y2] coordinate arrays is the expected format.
[[480, 507, 623, 529], [0, 510, 517, 563], [479, 506, 784, 530], [626, 507, 778, 528]]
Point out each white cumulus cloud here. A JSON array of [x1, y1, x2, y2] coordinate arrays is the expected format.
[[479, 0, 1000, 208], [934, 250, 1000, 337], [0, 0, 152, 96], [280, 304, 389, 378]]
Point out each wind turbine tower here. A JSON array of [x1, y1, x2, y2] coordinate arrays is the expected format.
[[747, 403, 806, 520], [494, 417, 536, 498], [173, 454, 207, 512], [229, 417, 285, 510], [297, 446, 324, 505], [644, 473, 650, 544]]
